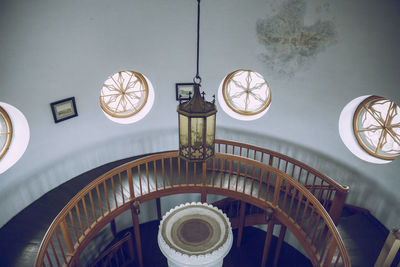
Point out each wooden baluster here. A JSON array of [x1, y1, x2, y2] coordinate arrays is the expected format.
[[323, 237, 337, 267], [137, 165, 143, 195], [118, 173, 125, 204], [300, 199, 310, 227], [156, 198, 162, 221], [261, 219, 275, 267], [304, 171, 310, 187], [88, 191, 97, 223], [96, 185, 104, 217], [306, 206, 316, 234], [103, 181, 111, 213], [127, 168, 134, 199], [154, 160, 158, 191], [193, 162, 197, 186], [54, 230, 67, 264], [273, 175, 281, 206], [323, 188, 333, 208], [317, 179, 324, 201], [45, 251, 53, 267], [211, 157, 216, 186], [296, 168, 301, 182], [226, 159, 232, 190], [75, 204, 85, 237], [281, 184, 291, 211], [311, 215, 322, 244], [257, 169, 265, 199], [287, 188, 297, 216], [184, 160, 188, 185], [249, 165, 256, 196], [235, 160, 241, 192], [169, 157, 173, 187], [294, 193, 303, 222], [111, 177, 118, 208], [49, 240, 61, 267], [131, 201, 143, 267], [60, 219, 74, 257], [201, 161, 207, 203], [68, 211, 79, 243], [236, 201, 246, 247], [273, 224, 287, 267], [81, 197, 91, 229], [320, 229, 332, 261], [242, 163, 248, 194], [146, 162, 150, 193], [177, 157, 181, 186]]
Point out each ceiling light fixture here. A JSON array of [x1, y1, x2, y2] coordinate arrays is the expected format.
[[177, 0, 217, 162]]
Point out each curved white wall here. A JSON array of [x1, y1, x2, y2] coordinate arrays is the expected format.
[[0, 0, 399, 229]]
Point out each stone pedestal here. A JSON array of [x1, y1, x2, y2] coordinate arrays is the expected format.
[[158, 202, 233, 267]]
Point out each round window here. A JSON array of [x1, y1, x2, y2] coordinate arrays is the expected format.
[[222, 69, 271, 116], [100, 70, 149, 118], [353, 95, 400, 160], [0, 106, 13, 159]]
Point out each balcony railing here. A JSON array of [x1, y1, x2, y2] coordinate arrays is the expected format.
[[35, 142, 350, 267]]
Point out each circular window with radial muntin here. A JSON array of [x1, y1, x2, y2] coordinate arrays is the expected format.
[[100, 70, 149, 118], [353, 95, 400, 160], [0, 106, 13, 159], [222, 69, 271, 115]]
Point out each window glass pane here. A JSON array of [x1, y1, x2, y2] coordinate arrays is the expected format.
[[223, 70, 271, 115], [100, 71, 149, 118], [354, 96, 400, 160]]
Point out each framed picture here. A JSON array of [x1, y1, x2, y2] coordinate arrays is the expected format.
[[176, 83, 195, 101], [50, 97, 78, 123]]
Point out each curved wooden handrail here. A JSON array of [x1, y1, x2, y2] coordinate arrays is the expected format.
[[215, 139, 349, 223], [35, 150, 350, 267]]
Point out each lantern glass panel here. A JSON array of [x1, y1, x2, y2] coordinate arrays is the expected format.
[[179, 114, 188, 146], [206, 115, 215, 145], [191, 117, 204, 146]]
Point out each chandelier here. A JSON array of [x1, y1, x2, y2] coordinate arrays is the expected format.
[[177, 0, 217, 162]]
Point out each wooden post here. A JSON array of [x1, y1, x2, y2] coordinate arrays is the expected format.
[[201, 161, 207, 203], [131, 201, 143, 267], [110, 219, 117, 237], [236, 201, 246, 248], [273, 224, 286, 267], [261, 219, 275, 267], [329, 187, 348, 225], [374, 229, 400, 267], [156, 198, 162, 221]]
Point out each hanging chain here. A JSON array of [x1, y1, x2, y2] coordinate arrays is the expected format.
[[194, 0, 202, 84]]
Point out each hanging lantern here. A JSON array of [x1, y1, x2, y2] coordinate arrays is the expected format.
[[178, 84, 217, 162], [177, 0, 217, 162]]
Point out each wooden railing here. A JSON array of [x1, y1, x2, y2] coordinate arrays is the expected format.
[[215, 139, 349, 224], [35, 150, 350, 267]]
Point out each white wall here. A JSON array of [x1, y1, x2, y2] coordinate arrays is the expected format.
[[0, 0, 399, 229]]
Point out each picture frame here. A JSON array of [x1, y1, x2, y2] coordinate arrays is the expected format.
[[50, 97, 78, 123], [176, 83, 195, 101]]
